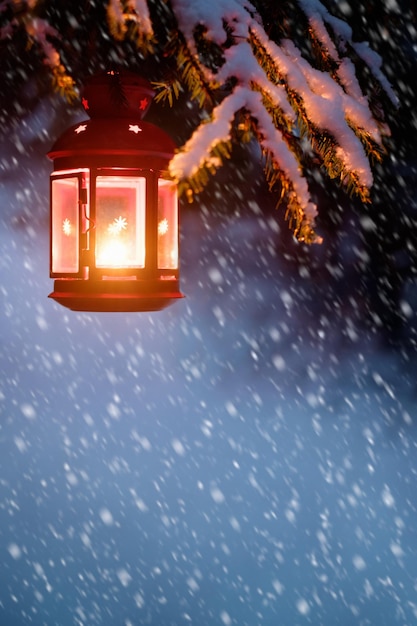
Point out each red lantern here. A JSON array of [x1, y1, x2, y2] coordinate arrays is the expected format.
[[48, 70, 184, 312]]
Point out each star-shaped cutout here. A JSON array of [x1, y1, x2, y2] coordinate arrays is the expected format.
[[74, 124, 87, 134], [129, 124, 142, 134], [139, 97, 149, 111]]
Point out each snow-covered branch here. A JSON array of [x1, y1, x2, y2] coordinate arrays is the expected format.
[[298, 0, 399, 107], [25, 17, 60, 67], [163, 0, 396, 240], [170, 86, 312, 212], [107, 0, 154, 46]]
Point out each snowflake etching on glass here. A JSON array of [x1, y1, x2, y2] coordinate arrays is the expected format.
[[108, 216, 128, 235], [158, 218, 169, 236], [62, 218, 72, 236]]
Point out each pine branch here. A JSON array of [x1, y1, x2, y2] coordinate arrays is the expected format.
[[285, 86, 369, 199], [158, 32, 219, 109], [106, 0, 154, 52], [249, 81, 304, 165], [50, 64, 78, 103], [177, 139, 233, 201], [249, 28, 286, 87], [348, 122, 386, 165], [307, 25, 338, 74], [262, 145, 321, 244], [152, 78, 182, 106], [249, 19, 386, 205], [285, 194, 322, 244]]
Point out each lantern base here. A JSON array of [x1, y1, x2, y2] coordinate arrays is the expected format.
[[49, 279, 184, 312]]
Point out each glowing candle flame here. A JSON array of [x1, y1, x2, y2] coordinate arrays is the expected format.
[[97, 239, 130, 267], [96, 216, 131, 267]]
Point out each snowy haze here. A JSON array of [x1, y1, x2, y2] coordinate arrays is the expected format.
[[1, 88, 417, 626]]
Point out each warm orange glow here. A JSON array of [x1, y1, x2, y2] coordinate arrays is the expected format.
[[157, 179, 178, 270], [96, 237, 130, 267], [96, 216, 131, 266], [51, 174, 84, 274], [95, 176, 146, 269]]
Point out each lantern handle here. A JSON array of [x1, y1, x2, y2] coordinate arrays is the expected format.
[[83, 205, 95, 235], [78, 186, 95, 235]]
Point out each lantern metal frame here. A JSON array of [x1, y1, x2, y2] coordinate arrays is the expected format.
[[48, 71, 184, 313]]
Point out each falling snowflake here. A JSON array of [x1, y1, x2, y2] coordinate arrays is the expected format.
[[62, 218, 72, 236], [158, 218, 169, 235], [108, 216, 128, 235]]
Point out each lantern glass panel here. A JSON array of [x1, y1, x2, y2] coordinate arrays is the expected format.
[[157, 178, 178, 270], [95, 175, 146, 268], [51, 175, 81, 274]]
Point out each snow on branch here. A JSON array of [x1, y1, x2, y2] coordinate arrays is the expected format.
[[170, 85, 296, 186], [0, 2, 60, 67], [0, 0, 78, 102], [170, 85, 320, 242], [171, 0, 257, 52], [169, 90, 242, 181], [25, 17, 77, 101], [298, 0, 399, 107], [25, 17, 60, 67], [165, 0, 397, 241], [107, 0, 154, 49]]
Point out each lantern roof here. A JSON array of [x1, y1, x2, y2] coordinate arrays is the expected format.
[[81, 70, 155, 119], [48, 70, 176, 169], [48, 119, 176, 162]]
